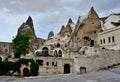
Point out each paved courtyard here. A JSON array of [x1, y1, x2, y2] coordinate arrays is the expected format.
[[1, 67, 120, 82]]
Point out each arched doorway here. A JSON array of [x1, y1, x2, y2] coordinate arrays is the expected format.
[[58, 50, 62, 57], [80, 67, 86, 74], [57, 43, 60, 47], [0, 57, 2, 61], [23, 67, 29, 76], [42, 47, 49, 57], [64, 64, 70, 74]]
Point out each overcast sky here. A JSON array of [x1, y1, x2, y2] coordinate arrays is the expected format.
[[0, 0, 120, 42]]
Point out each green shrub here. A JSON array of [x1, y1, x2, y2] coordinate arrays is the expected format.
[[0, 58, 39, 76]]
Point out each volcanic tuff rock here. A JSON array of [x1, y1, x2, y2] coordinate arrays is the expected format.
[[69, 7, 102, 49], [48, 31, 54, 39], [17, 16, 44, 53], [59, 25, 65, 34], [59, 18, 75, 36]]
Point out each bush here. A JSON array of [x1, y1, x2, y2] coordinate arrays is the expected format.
[[0, 58, 39, 76], [0, 61, 14, 75]]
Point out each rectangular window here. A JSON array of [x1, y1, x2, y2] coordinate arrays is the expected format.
[[52, 62, 54, 66], [36, 60, 43, 66], [100, 40, 102, 44], [47, 62, 49, 66], [5, 49, 8, 53], [112, 36, 115, 42], [108, 37, 111, 43], [103, 39, 105, 44]]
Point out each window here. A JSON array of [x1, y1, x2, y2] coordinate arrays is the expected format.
[[108, 37, 111, 43], [57, 43, 60, 47], [55, 62, 57, 66], [112, 36, 115, 42], [52, 62, 54, 66], [90, 40, 94, 47], [36, 60, 43, 66], [5, 49, 8, 53], [46, 62, 49, 66], [83, 51, 85, 55], [100, 40, 102, 44], [103, 39, 105, 44], [94, 31, 96, 34], [65, 44, 67, 47], [83, 36, 89, 40]]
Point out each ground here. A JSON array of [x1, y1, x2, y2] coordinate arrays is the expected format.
[[1, 67, 120, 82]]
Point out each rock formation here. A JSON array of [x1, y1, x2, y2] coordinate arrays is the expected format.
[[17, 16, 44, 53], [69, 7, 102, 49], [48, 31, 54, 39], [58, 18, 75, 36]]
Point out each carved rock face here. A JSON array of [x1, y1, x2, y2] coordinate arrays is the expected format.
[[70, 7, 102, 49]]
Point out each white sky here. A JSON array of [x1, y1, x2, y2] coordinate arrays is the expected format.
[[0, 0, 120, 42]]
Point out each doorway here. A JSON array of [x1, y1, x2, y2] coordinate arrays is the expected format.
[[80, 67, 86, 74], [64, 64, 70, 74], [23, 68, 29, 76]]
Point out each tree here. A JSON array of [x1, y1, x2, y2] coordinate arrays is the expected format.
[[13, 31, 31, 58]]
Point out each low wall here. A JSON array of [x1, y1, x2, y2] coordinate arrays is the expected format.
[[75, 48, 120, 74]]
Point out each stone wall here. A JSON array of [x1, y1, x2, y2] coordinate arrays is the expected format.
[[34, 57, 74, 75], [97, 26, 120, 49], [74, 48, 120, 74]]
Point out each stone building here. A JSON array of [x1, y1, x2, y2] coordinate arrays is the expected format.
[[97, 26, 120, 49], [0, 42, 12, 61]]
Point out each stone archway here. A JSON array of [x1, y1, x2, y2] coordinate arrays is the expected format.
[[0, 57, 2, 61], [23, 67, 29, 76], [64, 64, 70, 74], [42, 47, 49, 57]]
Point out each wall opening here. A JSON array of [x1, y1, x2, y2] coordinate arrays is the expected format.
[[46, 62, 49, 66], [0, 57, 2, 61], [42, 47, 49, 57], [57, 43, 60, 47], [80, 67, 86, 74], [90, 40, 94, 47], [108, 37, 111, 43], [64, 64, 70, 74], [54, 50, 58, 57], [52, 62, 54, 66], [23, 67, 29, 77], [5, 49, 8, 53], [36, 60, 43, 66], [58, 50, 62, 57], [112, 36, 115, 42]]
